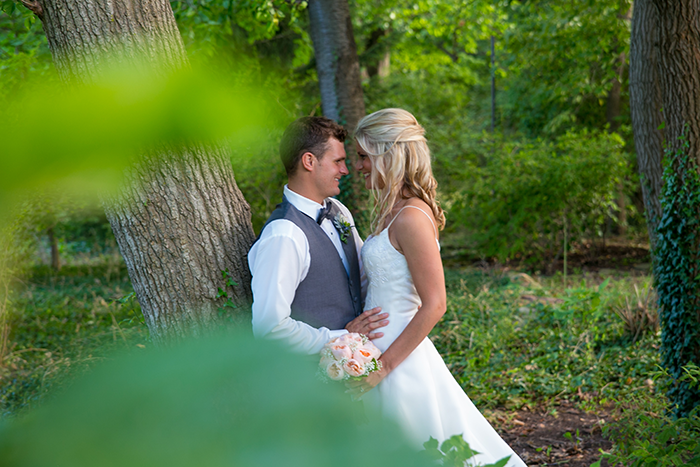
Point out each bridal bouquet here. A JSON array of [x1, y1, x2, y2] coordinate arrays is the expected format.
[[319, 333, 382, 381]]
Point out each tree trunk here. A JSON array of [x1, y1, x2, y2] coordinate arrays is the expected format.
[[608, 8, 633, 237], [605, 54, 624, 135], [365, 28, 390, 80], [307, 0, 365, 138], [47, 226, 60, 271], [307, 0, 367, 222], [653, 1, 700, 161], [607, 52, 628, 236], [377, 52, 390, 79], [630, 0, 664, 250], [651, 0, 700, 418], [33, 0, 255, 342]]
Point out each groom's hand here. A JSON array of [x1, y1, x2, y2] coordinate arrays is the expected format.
[[345, 307, 388, 340]]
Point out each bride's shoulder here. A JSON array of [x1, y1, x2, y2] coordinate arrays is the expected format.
[[391, 199, 438, 237]]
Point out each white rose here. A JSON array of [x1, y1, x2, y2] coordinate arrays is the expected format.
[[326, 361, 345, 381]]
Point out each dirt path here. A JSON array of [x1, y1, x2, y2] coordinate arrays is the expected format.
[[493, 403, 611, 466]]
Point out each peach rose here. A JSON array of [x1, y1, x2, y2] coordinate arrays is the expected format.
[[343, 359, 366, 377], [362, 341, 381, 359], [339, 333, 363, 344], [352, 347, 374, 364], [326, 361, 345, 381], [330, 343, 352, 361]]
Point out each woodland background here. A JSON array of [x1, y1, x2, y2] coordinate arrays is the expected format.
[[0, 1, 699, 466]]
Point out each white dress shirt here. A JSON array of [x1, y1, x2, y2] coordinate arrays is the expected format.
[[248, 186, 365, 354]]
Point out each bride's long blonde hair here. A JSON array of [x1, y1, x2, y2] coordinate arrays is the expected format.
[[354, 108, 445, 236]]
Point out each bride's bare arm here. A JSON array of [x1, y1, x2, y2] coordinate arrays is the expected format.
[[348, 201, 445, 393]]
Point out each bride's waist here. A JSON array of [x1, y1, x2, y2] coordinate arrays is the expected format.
[[365, 312, 418, 352]]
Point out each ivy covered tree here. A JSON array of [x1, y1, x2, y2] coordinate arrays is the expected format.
[[651, 0, 700, 417], [655, 132, 700, 418]]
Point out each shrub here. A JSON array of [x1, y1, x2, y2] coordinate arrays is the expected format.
[[613, 282, 659, 342], [444, 129, 631, 266], [600, 366, 700, 467]]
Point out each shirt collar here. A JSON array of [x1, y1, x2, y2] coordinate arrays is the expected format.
[[284, 185, 325, 221]]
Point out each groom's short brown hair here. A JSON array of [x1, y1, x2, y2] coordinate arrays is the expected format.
[[280, 117, 348, 177]]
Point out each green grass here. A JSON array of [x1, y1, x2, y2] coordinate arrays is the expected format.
[[1, 254, 147, 417], [2, 255, 661, 417], [5, 253, 699, 465], [431, 268, 660, 411]]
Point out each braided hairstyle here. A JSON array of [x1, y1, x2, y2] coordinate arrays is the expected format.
[[354, 108, 445, 236]]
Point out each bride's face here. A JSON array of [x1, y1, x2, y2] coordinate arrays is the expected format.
[[355, 141, 381, 190]]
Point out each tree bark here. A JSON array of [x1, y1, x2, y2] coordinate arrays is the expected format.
[[608, 8, 633, 237], [653, 1, 700, 162], [33, 0, 255, 342], [607, 52, 628, 236], [630, 0, 665, 250], [365, 28, 390, 80], [651, 0, 700, 418], [307, 0, 366, 138], [39, 0, 187, 82]]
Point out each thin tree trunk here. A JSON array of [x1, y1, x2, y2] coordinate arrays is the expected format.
[[32, 0, 255, 342], [605, 53, 624, 135], [630, 0, 664, 250], [607, 50, 628, 236], [47, 226, 60, 271], [365, 28, 390, 80], [377, 52, 390, 79]]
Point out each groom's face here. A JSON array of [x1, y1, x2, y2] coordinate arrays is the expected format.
[[311, 137, 349, 200]]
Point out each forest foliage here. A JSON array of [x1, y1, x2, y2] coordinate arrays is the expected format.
[[0, 0, 638, 263], [2, 0, 700, 464]]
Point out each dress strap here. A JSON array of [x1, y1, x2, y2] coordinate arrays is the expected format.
[[386, 205, 438, 241]]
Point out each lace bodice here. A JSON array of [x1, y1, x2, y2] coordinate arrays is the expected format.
[[362, 227, 439, 351], [361, 206, 440, 351]]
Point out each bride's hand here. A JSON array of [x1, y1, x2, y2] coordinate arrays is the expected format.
[[345, 363, 388, 398]]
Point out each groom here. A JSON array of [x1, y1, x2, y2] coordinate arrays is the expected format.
[[248, 116, 388, 354]]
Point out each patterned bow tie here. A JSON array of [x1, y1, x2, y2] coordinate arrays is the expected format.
[[317, 201, 335, 225]]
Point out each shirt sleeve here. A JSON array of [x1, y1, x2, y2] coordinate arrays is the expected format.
[[249, 220, 348, 355]]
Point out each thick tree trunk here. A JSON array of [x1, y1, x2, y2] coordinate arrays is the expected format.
[[651, 0, 700, 418], [33, 0, 255, 342], [307, 0, 365, 138], [653, 1, 700, 160], [630, 0, 665, 250], [37, 0, 186, 82]]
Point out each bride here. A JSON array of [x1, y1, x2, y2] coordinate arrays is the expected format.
[[348, 108, 525, 467]]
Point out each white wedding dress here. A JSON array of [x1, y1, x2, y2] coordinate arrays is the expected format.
[[361, 207, 526, 467]]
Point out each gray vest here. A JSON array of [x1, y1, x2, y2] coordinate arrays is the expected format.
[[258, 197, 362, 330]]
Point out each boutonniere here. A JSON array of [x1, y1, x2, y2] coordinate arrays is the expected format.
[[333, 213, 353, 243]]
